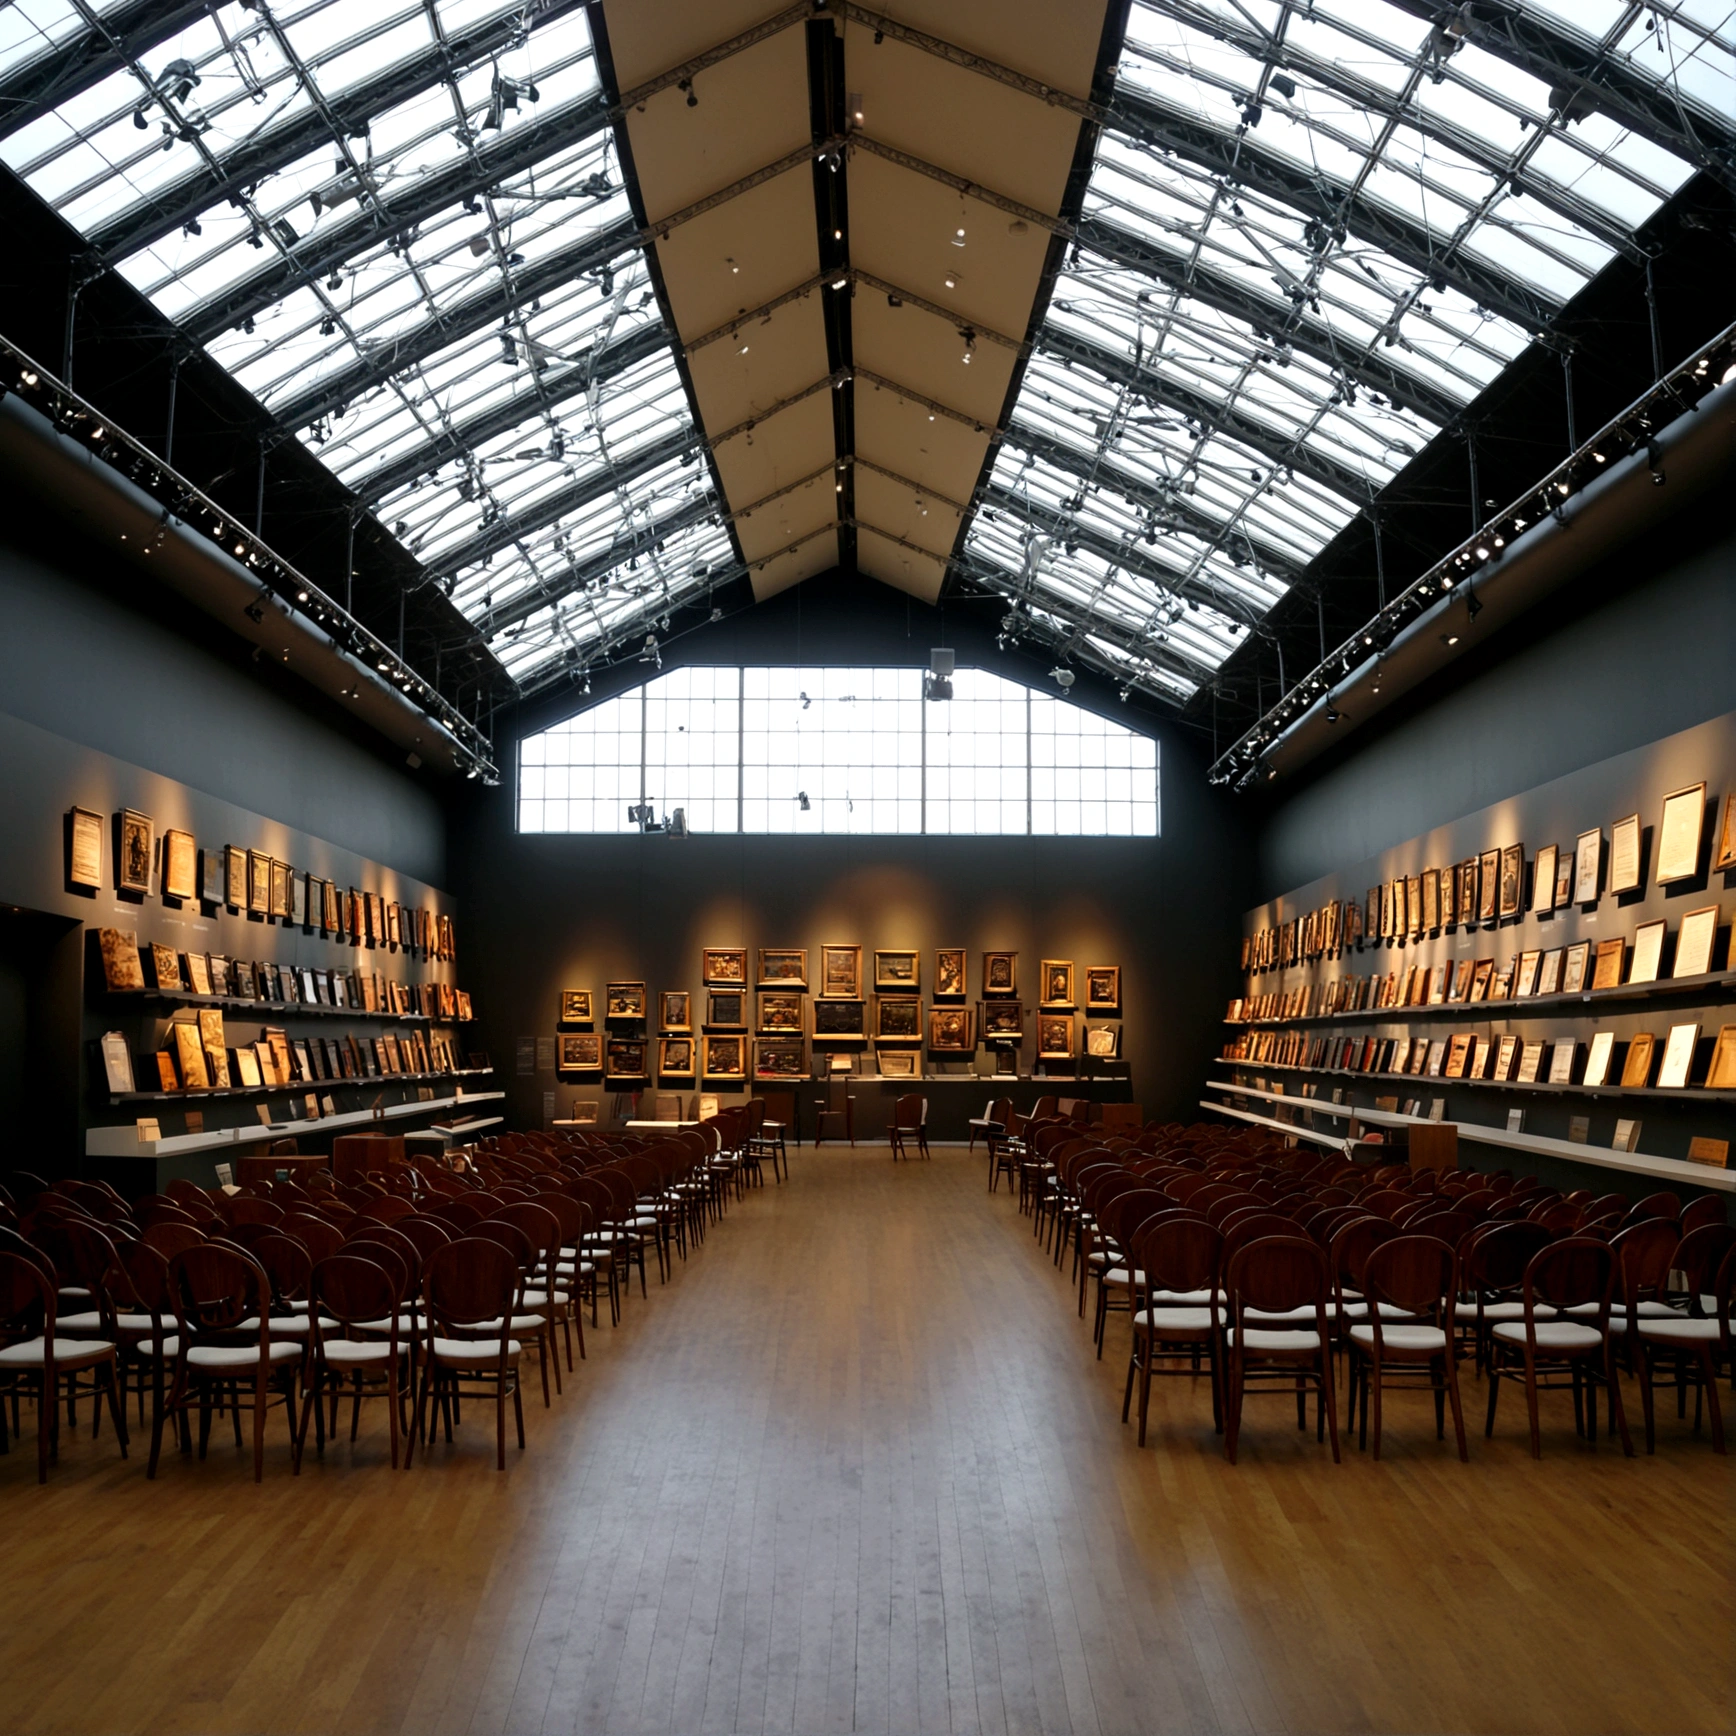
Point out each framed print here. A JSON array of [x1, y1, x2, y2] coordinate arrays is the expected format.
[[878, 1050, 919, 1079], [1491, 1034, 1518, 1081], [928, 1007, 974, 1051], [1561, 940, 1592, 995], [753, 1038, 806, 1080], [1552, 850, 1574, 908], [1468, 1035, 1493, 1080], [758, 948, 807, 988], [702, 1034, 746, 1079], [1407, 874, 1423, 937], [118, 809, 153, 895], [1421, 868, 1441, 933], [660, 991, 692, 1031], [706, 990, 746, 1029], [67, 806, 103, 890], [819, 944, 862, 999], [1658, 1022, 1698, 1089], [813, 999, 866, 1039], [1367, 886, 1383, 934], [605, 981, 647, 1020], [935, 949, 966, 997], [150, 943, 182, 993], [185, 952, 212, 997], [702, 947, 748, 987], [1573, 829, 1602, 905], [558, 1033, 601, 1071], [1716, 793, 1736, 873], [1444, 1034, 1471, 1079], [222, 844, 246, 909], [1658, 784, 1707, 885], [269, 857, 292, 920], [1039, 960, 1075, 1008], [1583, 1030, 1615, 1088], [874, 949, 920, 991], [982, 952, 1017, 996], [1085, 1024, 1120, 1059], [980, 1000, 1023, 1042], [247, 849, 271, 915], [1619, 1032, 1656, 1089], [560, 990, 593, 1024], [1608, 812, 1643, 895], [232, 1045, 261, 1088], [1037, 1014, 1074, 1060], [1628, 919, 1666, 984], [1516, 1039, 1546, 1084], [156, 827, 195, 903], [1537, 947, 1564, 996], [757, 991, 805, 1034], [1515, 950, 1542, 997], [1706, 1025, 1736, 1089], [1468, 959, 1494, 1001], [1477, 849, 1500, 923], [875, 996, 923, 1041], [1530, 845, 1556, 916], [659, 1036, 696, 1078], [200, 849, 225, 908], [1672, 904, 1720, 978], [1592, 937, 1625, 990], [1548, 1039, 1577, 1084], [1084, 966, 1120, 1011], [322, 878, 341, 934], [605, 1036, 648, 1079]]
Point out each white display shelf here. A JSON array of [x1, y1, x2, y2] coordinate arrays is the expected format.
[[85, 1090, 506, 1158]]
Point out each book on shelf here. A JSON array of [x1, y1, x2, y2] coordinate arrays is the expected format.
[[98, 928, 145, 993], [99, 1031, 135, 1094], [1612, 1118, 1643, 1153]]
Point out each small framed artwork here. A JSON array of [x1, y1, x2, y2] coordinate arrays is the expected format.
[[1705, 1025, 1736, 1089], [1492, 1034, 1519, 1081], [935, 948, 967, 998], [1530, 845, 1556, 916], [1443, 1034, 1471, 1079], [980, 1000, 1023, 1042], [758, 991, 805, 1034], [247, 849, 271, 915], [1672, 904, 1720, 979], [1037, 1014, 1074, 1060], [813, 999, 866, 1039], [1548, 1039, 1577, 1084], [150, 943, 183, 993], [1716, 793, 1736, 872], [875, 996, 923, 1041], [200, 849, 225, 908], [753, 1038, 806, 1079], [1561, 940, 1592, 995], [878, 1050, 919, 1079], [1552, 849, 1574, 908], [982, 952, 1017, 996], [702, 947, 747, 987], [605, 1036, 648, 1078], [1498, 845, 1524, 920], [1421, 868, 1441, 933], [270, 857, 292, 921], [1039, 960, 1074, 1008], [1085, 1024, 1120, 1059], [118, 809, 153, 895], [928, 1007, 974, 1051], [660, 991, 692, 1031], [1537, 947, 1564, 996], [560, 990, 593, 1024], [1516, 1039, 1545, 1084], [874, 949, 919, 991], [1084, 966, 1120, 1011], [1628, 919, 1666, 984], [224, 845, 247, 908], [1658, 1022, 1698, 1089], [706, 990, 746, 1029], [703, 1034, 746, 1079], [1620, 1032, 1656, 1089], [161, 828, 197, 902], [67, 806, 103, 890], [1591, 937, 1625, 990], [1468, 959, 1494, 1001], [659, 1035, 696, 1078], [605, 981, 647, 1020], [1514, 950, 1542, 997], [1406, 874, 1423, 937], [1609, 812, 1643, 896], [558, 1033, 602, 1071], [1583, 1030, 1615, 1088], [184, 952, 213, 997], [819, 944, 862, 999], [758, 948, 807, 988], [1573, 829, 1602, 905], [1477, 849, 1500, 923], [1657, 783, 1707, 885]]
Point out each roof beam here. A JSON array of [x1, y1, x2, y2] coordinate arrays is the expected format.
[[267, 216, 642, 432], [1383, 0, 1735, 189], [0, 0, 211, 129], [1106, 89, 1558, 332], [1033, 324, 1375, 504], [1078, 214, 1464, 425], [346, 319, 669, 504], [999, 423, 1306, 582]]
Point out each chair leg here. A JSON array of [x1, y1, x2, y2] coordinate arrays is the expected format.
[[1699, 1344, 1725, 1453], [1604, 1342, 1634, 1457], [1321, 1349, 1341, 1464], [1444, 1355, 1468, 1462], [252, 1364, 268, 1483], [1369, 1352, 1383, 1461], [1637, 1342, 1657, 1454], [1522, 1350, 1542, 1459], [1485, 1358, 1502, 1437], [1223, 1350, 1242, 1464]]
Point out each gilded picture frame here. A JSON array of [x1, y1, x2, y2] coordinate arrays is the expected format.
[[982, 952, 1017, 996], [1037, 1014, 1074, 1060], [928, 1007, 974, 1051], [874, 996, 922, 1041], [1657, 783, 1707, 885], [702, 947, 747, 987], [812, 999, 866, 1040], [1084, 966, 1120, 1011], [757, 948, 807, 988], [658, 1036, 696, 1078], [753, 1038, 806, 1080], [118, 809, 153, 895], [660, 990, 692, 1031], [605, 1036, 648, 1079], [702, 1034, 746, 1079], [559, 990, 593, 1023], [605, 981, 647, 1020], [706, 990, 746, 1029], [819, 944, 862, 999], [757, 991, 805, 1034], [934, 948, 967, 998], [874, 949, 920, 991], [162, 828, 197, 902], [1039, 959, 1074, 1008], [558, 1033, 602, 1071]]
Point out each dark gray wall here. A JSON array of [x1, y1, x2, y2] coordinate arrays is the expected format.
[[452, 575, 1252, 1138]]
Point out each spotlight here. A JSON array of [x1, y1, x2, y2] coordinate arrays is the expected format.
[[1465, 589, 1482, 622], [1050, 666, 1075, 690]]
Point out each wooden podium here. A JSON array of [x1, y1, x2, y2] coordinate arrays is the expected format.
[[1408, 1122, 1459, 1173], [332, 1132, 405, 1184]]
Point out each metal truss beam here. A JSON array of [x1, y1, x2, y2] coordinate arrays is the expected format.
[[1107, 90, 1559, 333], [1383, 0, 1736, 189], [268, 216, 641, 432], [1078, 215, 1464, 426], [0, 0, 211, 130], [347, 320, 669, 504]]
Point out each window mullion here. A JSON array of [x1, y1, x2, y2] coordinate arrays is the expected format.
[[736, 667, 744, 836]]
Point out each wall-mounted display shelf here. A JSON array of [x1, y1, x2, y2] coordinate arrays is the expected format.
[[106, 1065, 494, 1106], [1212, 1054, 1736, 1107], [1225, 969, 1736, 1028], [99, 987, 468, 1025], [84, 1090, 505, 1158]]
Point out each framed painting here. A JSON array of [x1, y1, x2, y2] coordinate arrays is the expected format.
[[874, 996, 923, 1041], [874, 949, 919, 991], [1039, 959, 1074, 1008], [658, 1036, 696, 1078], [1609, 812, 1643, 895], [878, 1050, 919, 1079], [982, 951, 1017, 996], [559, 990, 593, 1024], [247, 849, 271, 915], [706, 990, 746, 1029], [1716, 793, 1736, 873], [702, 947, 747, 987], [702, 1034, 746, 1079], [118, 809, 153, 895], [1421, 868, 1441, 933], [1477, 849, 1500, 923], [605, 981, 647, 1020], [162, 828, 197, 902], [980, 1000, 1022, 1042], [812, 999, 866, 1040], [1037, 1014, 1074, 1060], [934, 948, 966, 998], [1573, 828, 1602, 905], [558, 1033, 601, 1071], [819, 944, 862, 999], [605, 1036, 648, 1079], [757, 991, 805, 1034], [758, 948, 807, 988], [928, 1007, 974, 1051], [753, 1038, 806, 1080], [660, 990, 692, 1031], [1084, 965, 1120, 1011], [270, 857, 293, 921], [1657, 783, 1707, 885], [1085, 1024, 1120, 1059], [1498, 845, 1523, 920], [1530, 845, 1557, 915]]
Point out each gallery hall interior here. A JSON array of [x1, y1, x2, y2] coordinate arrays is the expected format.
[[0, 0, 1733, 1731]]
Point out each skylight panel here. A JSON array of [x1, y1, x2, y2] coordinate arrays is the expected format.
[[0, 1, 94, 84]]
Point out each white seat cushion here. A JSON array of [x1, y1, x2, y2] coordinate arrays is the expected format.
[[0, 1336, 114, 1366], [1227, 1327, 1322, 1351], [1349, 1324, 1447, 1352], [1150, 1288, 1215, 1305], [1101, 1268, 1145, 1287], [1455, 1300, 1557, 1321], [1491, 1321, 1604, 1350], [459, 1315, 543, 1334], [429, 1335, 521, 1363], [1338, 1301, 1417, 1321], [1636, 1318, 1720, 1343], [187, 1341, 301, 1369], [1565, 1300, 1681, 1320], [125, 1335, 179, 1360], [521, 1289, 569, 1308], [1134, 1307, 1224, 1332], [1244, 1303, 1329, 1324], [554, 1260, 596, 1278], [57, 1310, 105, 1332], [321, 1339, 404, 1366], [356, 1314, 419, 1335]]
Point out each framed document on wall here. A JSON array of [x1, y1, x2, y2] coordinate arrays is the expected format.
[[1716, 794, 1736, 872], [1583, 1030, 1615, 1088], [1657, 783, 1707, 884], [1658, 1022, 1698, 1089], [1608, 812, 1642, 895], [118, 810, 153, 895], [1573, 829, 1602, 905], [1498, 846, 1523, 920], [1477, 850, 1499, 923], [1628, 920, 1666, 984], [67, 806, 102, 890], [247, 849, 271, 915], [1530, 845, 1556, 915], [1672, 905, 1720, 978], [159, 829, 195, 903]]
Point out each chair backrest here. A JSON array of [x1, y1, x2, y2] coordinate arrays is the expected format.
[[489, 1202, 562, 1274], [427, 1196, 488, 1230], [1220, 1213, 1296, 1260], [1131, 1216, 1222, 1299], [890, 1094, 923, 1127], [1226, 1235, 1331, 1317], [1674, 1223, 1736, 1306], [169, 1242, 269, 1337], [1610, 1217, 1679, 1306], [1361, 1234, 1455, 1322], [1329, 1214, 1399, 1292], [310, 1253, 402, 1331], [141, 1221, 206, 1260], [276, 1214, 345, 1263], [252, 1233, 314, 1305], [1525, 1237, 1614, 1317], [358, 1196, 417, 1225], [395, 1215, 456, 1266], [425, 1238, 518, 1331], [1680, 1195, 1728, 1234], [1464, 1220, 1553, 1292], [471, 1219, 533, 1275], [0, 1248, 53, 1339], [1622, 1190, 1680, 1227], [227, 1195, 283, 1227]]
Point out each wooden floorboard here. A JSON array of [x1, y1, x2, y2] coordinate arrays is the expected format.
[[1, 1146, 1730, 1736]]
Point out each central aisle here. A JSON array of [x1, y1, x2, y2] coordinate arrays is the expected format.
[[1, 1147, 1726, 1736]]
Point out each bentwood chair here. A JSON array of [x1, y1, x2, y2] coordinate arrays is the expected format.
[[409, 1239, 525, 1471], [1634, 1243, 1734, 1454], [889, 1095, 931, 1161], [300, 1254, 412, 1469], [1222, 1236, 1340, 1465], [1346, 1236, 1467, 1461], [1123, 1216, 1223, 1446]]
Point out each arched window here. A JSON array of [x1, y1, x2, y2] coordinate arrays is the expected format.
[[519, 667, 1159, 836]]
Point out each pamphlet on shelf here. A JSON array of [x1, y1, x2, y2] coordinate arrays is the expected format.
[[214, 1161, 234, 1187], [1686, 1137, 1729, 1168], [1612, 1118, 1643, 1153], [135, 1117, 160, 1143], [1506, 1107, 1525, 1132], [1429, 1098, 1445, 1121], [255, 1103, 274, 1125], [1567, 1115, 1591, 1144]]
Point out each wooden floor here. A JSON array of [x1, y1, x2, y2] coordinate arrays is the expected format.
[[3, 1148, 1730, 1736]]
